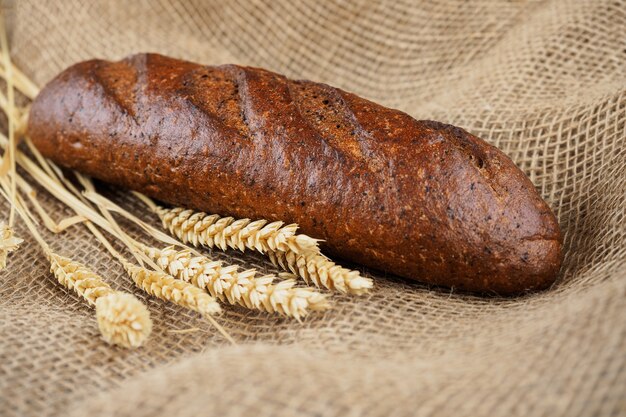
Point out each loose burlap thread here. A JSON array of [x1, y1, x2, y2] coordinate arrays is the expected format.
[[1, 1, 625, 416]]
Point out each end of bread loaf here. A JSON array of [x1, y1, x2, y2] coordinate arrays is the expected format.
[[409, 121, 563, 295]]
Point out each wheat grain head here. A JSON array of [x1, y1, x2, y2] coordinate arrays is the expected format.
[[156, 206, 320, 255], [49, 253, 117, 305], [123, 261, 221, 316], [0, 221, 22, 270], [96, 292, 152, 348], [48, 253, 152, 347], [268, 251, 373, 295], [143, 245, 330, 320]]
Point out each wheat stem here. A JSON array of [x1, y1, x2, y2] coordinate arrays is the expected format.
[[141, 244, 330, 320], [15, 172, 86, 233], [0, 59, 39, 99], [82, 190, 184, 250], [0, 15, 17, 227]]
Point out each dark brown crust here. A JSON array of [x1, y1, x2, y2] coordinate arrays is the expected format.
[[27, 53, 563, 295]]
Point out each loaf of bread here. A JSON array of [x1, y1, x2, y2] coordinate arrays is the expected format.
[[28, 53, 562, 295]]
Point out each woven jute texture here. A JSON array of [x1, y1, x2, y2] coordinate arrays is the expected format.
[[1, 0, 625, 416]]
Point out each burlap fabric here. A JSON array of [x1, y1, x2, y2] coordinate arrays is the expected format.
[[1, 0, 625, 416]]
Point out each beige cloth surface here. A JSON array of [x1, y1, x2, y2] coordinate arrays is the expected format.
[[1, 0, 625, 416]]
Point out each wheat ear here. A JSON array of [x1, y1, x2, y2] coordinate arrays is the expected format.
[[0, 221, 22, 270], [141, 244, 330, 320], [155, 205, 320, 255], [122, 260, 221, 316], [49, 253, 152, 348], [95, 292, 153, 348], [155, 205, 372, 295], [268, 251, 373, 295]]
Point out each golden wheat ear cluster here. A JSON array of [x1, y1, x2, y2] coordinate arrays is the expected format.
[[48, 253, 152, 347], [155, 206, 373, 295], [141, 244, 330, 320]]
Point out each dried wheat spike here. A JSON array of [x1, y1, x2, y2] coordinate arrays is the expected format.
[[0, 222, 22, 270], [156, 206, 320, 255], [156, 206, 372, 295], [96, 292, 152, 348], [48, 253, 151, 347], [49, 253, 118, 305], [142, 245, 330, 320], [268, 251, 373, 295], [123, 261, 221, 316]]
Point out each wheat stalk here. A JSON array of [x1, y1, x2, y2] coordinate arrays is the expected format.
[[0, 221, 22, 270], [0, 15, 22, 273], [268, 250, 373, 295], [154, 205, 320, 255], [0, 14, 18, 230], [142, 244, 330, 320]]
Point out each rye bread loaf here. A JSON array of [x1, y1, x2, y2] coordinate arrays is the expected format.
[[27, 53, 562, 295]]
